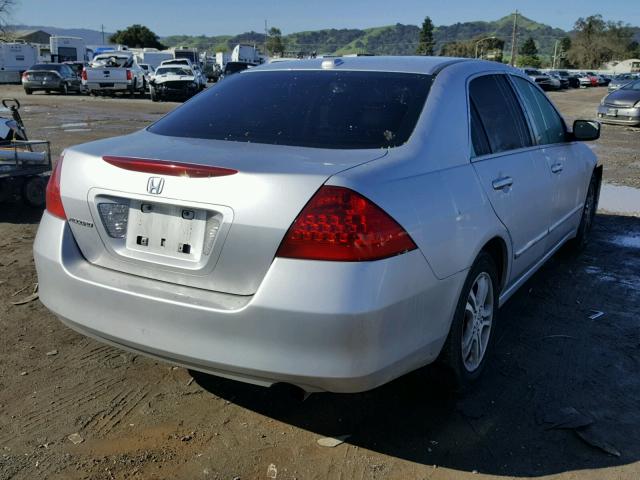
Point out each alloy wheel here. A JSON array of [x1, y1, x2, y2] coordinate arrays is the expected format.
[[461, 272, 494, 372]]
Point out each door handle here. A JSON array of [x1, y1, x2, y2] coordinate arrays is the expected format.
[[551, 163, 563, 174], [492, 176, 513, 190]]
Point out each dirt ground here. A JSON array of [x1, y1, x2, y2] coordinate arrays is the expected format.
[[1, 84, 639, 480]]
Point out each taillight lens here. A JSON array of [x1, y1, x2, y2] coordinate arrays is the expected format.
[[126, 69, 132, 81], [21, 71, 28, 81], [81, 68, 87, 81], [46, 156, 66, 219], [276, 186, 417, 262]]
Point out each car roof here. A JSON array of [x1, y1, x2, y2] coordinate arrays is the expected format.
[[251, 55, 476, 75]]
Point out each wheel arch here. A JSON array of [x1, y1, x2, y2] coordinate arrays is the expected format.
[[479, 236, 509, 293]]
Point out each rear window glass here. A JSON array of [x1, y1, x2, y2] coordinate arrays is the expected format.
[[149, 70, 432, 149], [156, 67, 192, 76], [31, 64, 62, 72], [91, 55, 132, 68]]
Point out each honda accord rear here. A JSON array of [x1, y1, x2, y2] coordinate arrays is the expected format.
[[37, 57, 568, 393]]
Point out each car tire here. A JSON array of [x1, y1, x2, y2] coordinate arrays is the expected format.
[[150, 87, 159, 102], [24, 88, 33, 95], [60, 83, 69, 95], [0, 179, 11, 203], [566, 171, 599, 252], [439, 251, 499, 391], [129, 80, 137, 98], [21, 176, 47, 208], [140, 78, 147, 96]]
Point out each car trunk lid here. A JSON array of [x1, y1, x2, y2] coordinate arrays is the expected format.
[[60, 130, 387, 295]]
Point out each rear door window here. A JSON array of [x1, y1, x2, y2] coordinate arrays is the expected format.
[[469, 75, 532, 155], [511, 76, 566, 145], [149, 70, 432, 149]]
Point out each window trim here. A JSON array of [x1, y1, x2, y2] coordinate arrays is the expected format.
[[507, 73, 569, 146], [466, 72, 536, 161]]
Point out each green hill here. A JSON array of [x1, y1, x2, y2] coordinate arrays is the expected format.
[[160, 14, 575, 59]]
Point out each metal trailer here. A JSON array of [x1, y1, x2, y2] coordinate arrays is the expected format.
[[0, 99, 51, 207]]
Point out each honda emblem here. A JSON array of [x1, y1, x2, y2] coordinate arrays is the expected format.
[[147, 177, 165, 195]]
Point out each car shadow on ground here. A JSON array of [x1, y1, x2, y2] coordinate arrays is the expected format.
[[0, 199, 44, 224], [191, 214, 640, 477]]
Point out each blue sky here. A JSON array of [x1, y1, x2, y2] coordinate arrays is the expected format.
[[11, 0, 640, 36]]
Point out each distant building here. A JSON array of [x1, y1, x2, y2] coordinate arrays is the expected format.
[[13, 29, 52, 45], [606, 59, 640, 74]]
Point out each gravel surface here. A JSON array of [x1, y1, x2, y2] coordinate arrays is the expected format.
[[1, 84, 639, 480]]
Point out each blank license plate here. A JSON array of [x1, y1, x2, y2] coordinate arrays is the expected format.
[[125, 200, 207, 261], [99, 82, 114, 87], [607, 108, 618, 116]]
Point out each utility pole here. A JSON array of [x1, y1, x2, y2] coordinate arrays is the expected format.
[[552, 40, 559, 69], [264, 19, 268, 54], [510, 10, 518, 66], [101, 24, 105, 45]]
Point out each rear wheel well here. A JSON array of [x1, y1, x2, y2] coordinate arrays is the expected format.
[[481, 237, 508, 292]]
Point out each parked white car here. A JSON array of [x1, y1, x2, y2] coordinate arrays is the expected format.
[[149, 65, 200, 101], [82, 52, 146, 96], [160, 58, 206, 89]]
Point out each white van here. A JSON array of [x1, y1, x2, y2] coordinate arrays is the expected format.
[[0, 43, 38, 83]]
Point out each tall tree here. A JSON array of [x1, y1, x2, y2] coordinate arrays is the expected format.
[[109, 24, 165, 49], [518, 36, 540, 67], [565, 15, 636, 69], [416, 16, 435, 55], [520, 36, 538, 56], [266, 27, 285, 56], [0, 0, 16, 36], [559, 36, 573, 68], [439, 40, 473, 58]]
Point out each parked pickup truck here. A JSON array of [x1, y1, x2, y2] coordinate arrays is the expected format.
[[82, 52, 146, 96]]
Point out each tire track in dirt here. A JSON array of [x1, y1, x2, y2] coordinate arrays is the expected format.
[[0, 377, 122, 444]]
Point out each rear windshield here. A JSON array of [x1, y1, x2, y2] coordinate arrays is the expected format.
[[149, 70, 432, 149], [91, 55, 132, 68], [155, 67, 192, 76]]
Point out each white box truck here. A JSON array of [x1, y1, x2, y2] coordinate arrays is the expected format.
[[0, 43, 38, 83], [50, 36, 86, 62], [215, 51, 231, 68], [230, 44, 260, 64], [172, 47, 199, 66], [138, 49, 174, 69]]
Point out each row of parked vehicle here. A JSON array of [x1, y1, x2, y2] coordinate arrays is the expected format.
[[522, 68, 619, 91], [20, 51, 222, 102]]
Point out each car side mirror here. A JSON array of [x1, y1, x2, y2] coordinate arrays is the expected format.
[[572, 120, 601, 141]]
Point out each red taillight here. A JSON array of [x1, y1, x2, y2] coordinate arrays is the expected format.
[[46, 156, 66, 219], [21, 71, 28, 81], [126, 69, 132, 81], [102, 156, 238, 178], [81, 68, 87, 81], [276, 186, 417, 262]]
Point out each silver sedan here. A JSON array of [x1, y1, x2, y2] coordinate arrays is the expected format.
[[34, 57, 601, 393], [597, 78, 640, 126]]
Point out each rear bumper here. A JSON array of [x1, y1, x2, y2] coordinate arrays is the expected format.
[[83, 81, 131, 92], [34, 212, 463, 392], [22, 79, 63, 90], [596, 105, 640, 125]]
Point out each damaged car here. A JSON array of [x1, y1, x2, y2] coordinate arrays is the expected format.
[[34, 57, 601, 393], [149, 65, 200, 102]]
